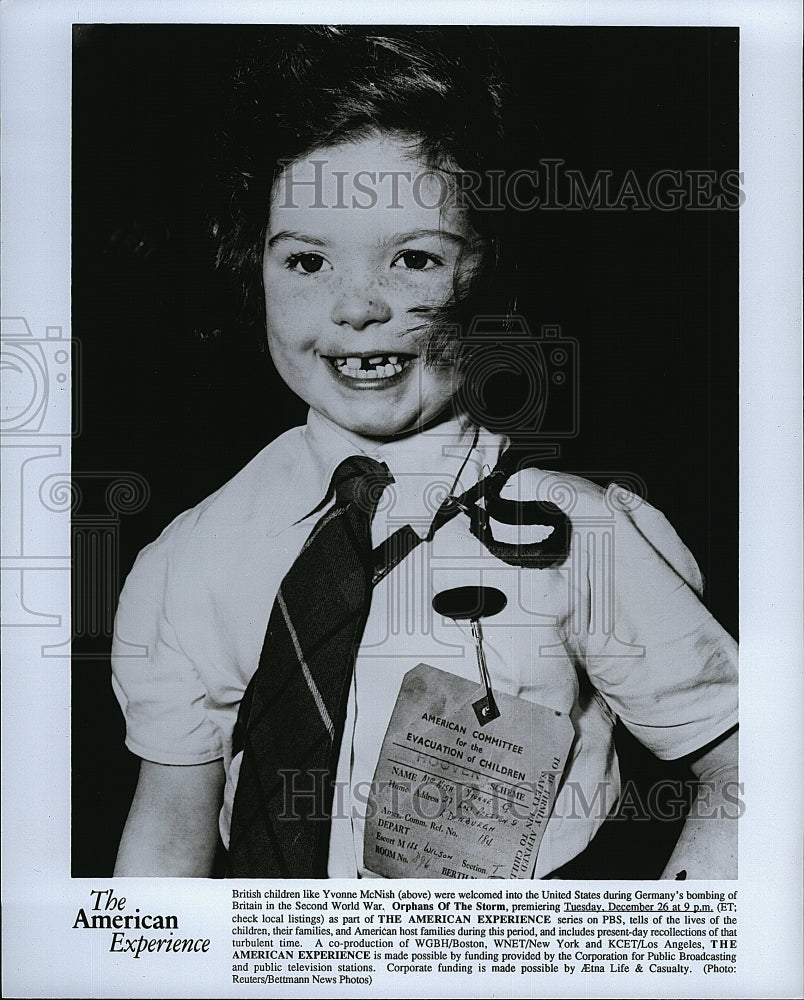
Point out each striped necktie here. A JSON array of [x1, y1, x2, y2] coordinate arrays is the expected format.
[[227, 455, 393, 877]]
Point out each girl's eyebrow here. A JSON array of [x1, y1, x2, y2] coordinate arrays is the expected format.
[[267, 230, 330, 249], [389, 229, 467, 247]]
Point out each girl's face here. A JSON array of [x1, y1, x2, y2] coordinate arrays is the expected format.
[[262, 133, 479, 440]]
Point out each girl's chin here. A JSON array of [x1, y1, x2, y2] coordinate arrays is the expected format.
[[316, 403, 458, 442]]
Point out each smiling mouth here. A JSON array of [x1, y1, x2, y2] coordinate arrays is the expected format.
[[325, 353, 415, 381]]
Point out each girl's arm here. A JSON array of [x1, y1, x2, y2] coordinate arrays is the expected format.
[[114, 759, 225, 877], [660, 729, 739, 880]]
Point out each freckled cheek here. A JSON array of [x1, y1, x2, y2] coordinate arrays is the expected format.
[[378, 276, 454, 332], [392, 271, 453, 303]]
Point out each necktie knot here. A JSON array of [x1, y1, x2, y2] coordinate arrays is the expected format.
[[332, 455, 393, 517]]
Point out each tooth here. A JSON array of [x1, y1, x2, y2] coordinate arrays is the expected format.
[[387, 355, 398, 364], [335, 357, 346, 366], [346, 357, 361, 369], [393, 363, 402, 374], [384, 364, 396, 377], [368, 355, 383, 365]]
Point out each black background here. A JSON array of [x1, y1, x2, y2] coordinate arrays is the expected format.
[[72, 25, 738, 878]]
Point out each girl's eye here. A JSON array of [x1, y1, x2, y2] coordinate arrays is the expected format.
[[393, 250, 440, 271], [286, 252, 329, 274]]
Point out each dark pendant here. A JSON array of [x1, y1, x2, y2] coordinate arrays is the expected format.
[[432, 585, 507, 621]]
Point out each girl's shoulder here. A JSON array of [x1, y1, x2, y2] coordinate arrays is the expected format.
[[495, 463, 703, 593], [132, 424, 309, 563]]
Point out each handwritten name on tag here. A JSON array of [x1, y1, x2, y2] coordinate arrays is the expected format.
[[364, 663, 573, 879]]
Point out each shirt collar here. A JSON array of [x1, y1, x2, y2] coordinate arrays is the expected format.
[[289, 408, 509, 533]]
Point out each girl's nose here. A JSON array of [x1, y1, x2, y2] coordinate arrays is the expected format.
[[330, 277, 392, 330]]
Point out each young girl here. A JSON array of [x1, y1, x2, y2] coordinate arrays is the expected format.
[[111, 27, 738, 879]]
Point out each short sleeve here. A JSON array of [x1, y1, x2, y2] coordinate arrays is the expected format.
[[583, 492, 738, 761], [111, 522, 225, 766]]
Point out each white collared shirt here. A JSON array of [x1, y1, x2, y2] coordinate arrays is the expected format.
[[112, 409, 737, 877]]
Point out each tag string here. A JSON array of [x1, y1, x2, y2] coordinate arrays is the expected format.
[[470, 618, 501, 725]]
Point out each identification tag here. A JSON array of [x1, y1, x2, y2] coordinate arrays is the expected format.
[[364, 663, 574, 879]]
